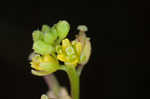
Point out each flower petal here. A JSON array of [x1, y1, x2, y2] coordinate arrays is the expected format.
[[43, 54, 57, 64], [57, 54, 67, 62], [62, 39, 71, 51], [31, 70, 51, 76], [75, 42, 82, 56]]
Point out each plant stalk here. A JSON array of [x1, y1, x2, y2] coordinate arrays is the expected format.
[[65, 66, 80, 99]]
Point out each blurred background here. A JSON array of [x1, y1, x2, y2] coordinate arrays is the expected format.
[[0, 0, 150, 99]]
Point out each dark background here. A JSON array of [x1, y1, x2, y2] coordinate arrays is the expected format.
[[0, 0, 150, 99]]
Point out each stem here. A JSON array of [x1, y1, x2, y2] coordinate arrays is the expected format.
[[65, 66, 80, 99], [43, 75, 60, 97]]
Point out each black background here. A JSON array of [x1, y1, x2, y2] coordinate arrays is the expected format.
[[0, 0, 150, 99]]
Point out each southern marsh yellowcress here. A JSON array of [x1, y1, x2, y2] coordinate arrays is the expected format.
[[29, 20, 91, 99]]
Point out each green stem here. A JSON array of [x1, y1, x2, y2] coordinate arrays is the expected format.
[[61, 66, 79, 99], [68, 67, 80, 99]]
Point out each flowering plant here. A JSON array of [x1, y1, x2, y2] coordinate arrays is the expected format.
[[29, 20, 91, 99]]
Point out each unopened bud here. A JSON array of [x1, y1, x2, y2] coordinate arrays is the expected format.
[[33, 40, 54, 55], [56, 20, 70, 40], [32, 30, 44, 41]]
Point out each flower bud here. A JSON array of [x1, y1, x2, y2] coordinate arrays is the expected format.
[[43, 32, 57, 45], [56, 20, 70, 40], [41, 25, 58, 45], [31, 54, 59, 76], [32, 30, 44, 42], [33, 40, 54, 55], [42, 25, 50, 33]]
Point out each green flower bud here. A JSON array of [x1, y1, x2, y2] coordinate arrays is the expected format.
[[42, 25, 50, 33], [56, 20, 70, 40], [32, 30, 44, 41], [43, 32, 57, 44], [33, 40, 54, 55], [42, 25, 58, 44], [50, 25, 57, 34], [31, 54, 59, 76]]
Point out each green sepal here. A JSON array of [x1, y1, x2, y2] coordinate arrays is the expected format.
[[56, 20, 70, 40], [79, 55, 86, 63], [39, 62, 59, 72], [56, 45, 62, 54], [31, 63, 59, 76], [33, 40, 54, 55], [31, 70, 50, 76]]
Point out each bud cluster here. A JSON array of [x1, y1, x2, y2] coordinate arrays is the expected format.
[[29, 20, 91, 99]]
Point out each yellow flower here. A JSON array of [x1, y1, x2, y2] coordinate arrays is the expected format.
[[56, 38, 82, 66], [30, 54, 59, 76]]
